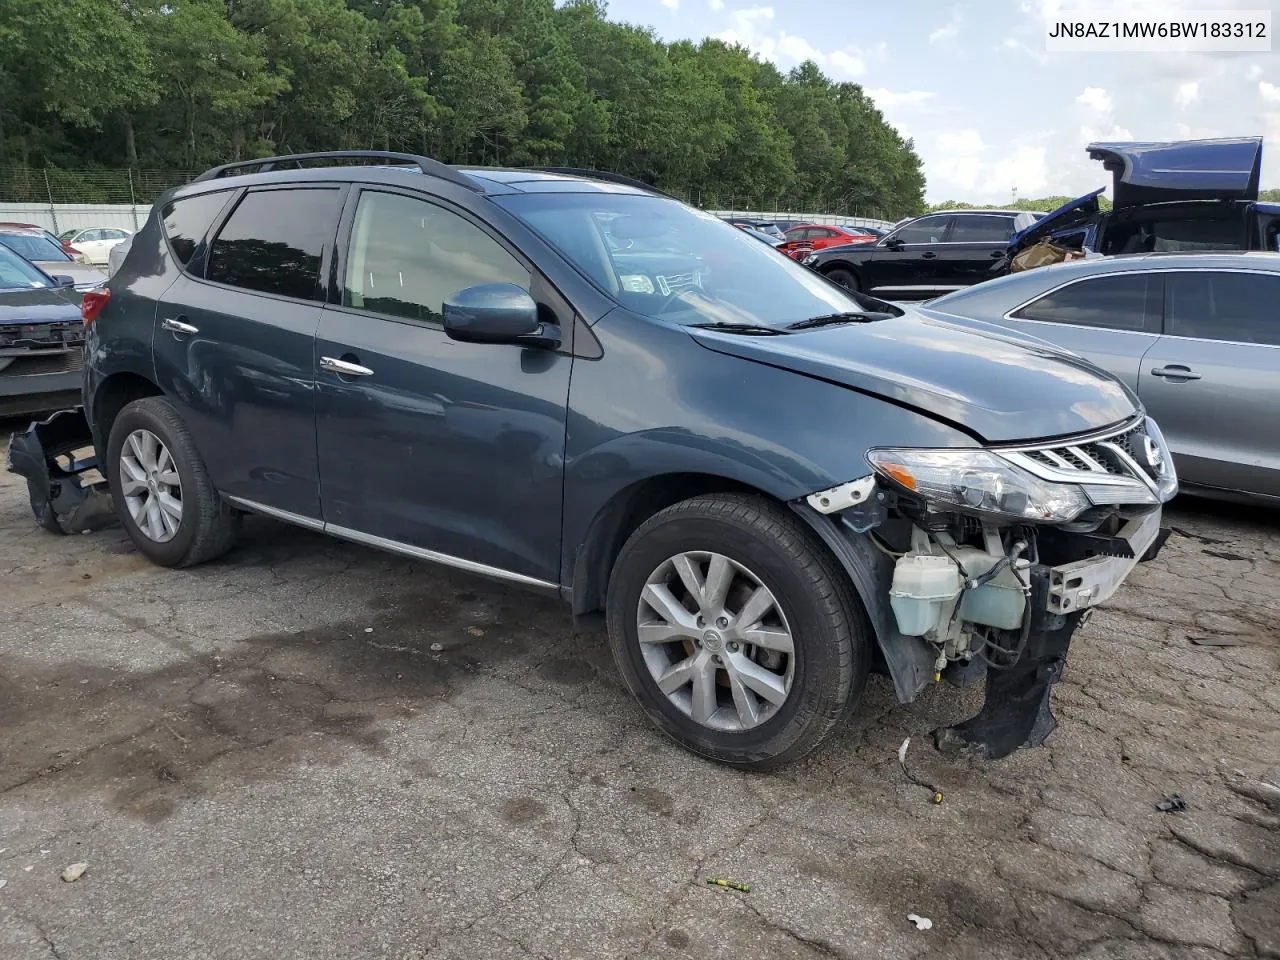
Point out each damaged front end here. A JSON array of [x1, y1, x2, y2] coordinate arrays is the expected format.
[[802, 414, 1177, 759], [5, 406, 113, 534]]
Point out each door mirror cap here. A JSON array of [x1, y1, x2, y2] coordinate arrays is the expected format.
[[50, 275, 76, 289], [443, 283, 560, 349]]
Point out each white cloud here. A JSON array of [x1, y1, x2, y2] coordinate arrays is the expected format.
[[714, 6, 866, 78], [929, 9, 961, 45], [933, 129, 985, 191], [709, 0, 724, 8], [1075, 86, 1112, 115], [866, 88, 936, 108], [1261, 81, 1280, 104], [1174, 81, 1199, 108], [1248, 63, 1264, 81], [661, 0, 678, 8], [983, 143, 1049, 197]]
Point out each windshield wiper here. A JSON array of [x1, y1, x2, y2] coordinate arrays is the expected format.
[[785, 311, 889, 330], [688, 322, 787, 336]]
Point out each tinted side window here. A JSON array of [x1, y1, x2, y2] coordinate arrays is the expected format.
[[207, 188, 342, 300], [1166, 271, 1280, 346], [161, 191, 233, 266], [342, 191, 530, 323], [1013, 274, 1153, 331], [892, 217, 950, 244], [950, 215, 1014, 242]]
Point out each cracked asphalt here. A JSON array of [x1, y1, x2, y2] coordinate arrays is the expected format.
[[1, 426, 1277, 960]]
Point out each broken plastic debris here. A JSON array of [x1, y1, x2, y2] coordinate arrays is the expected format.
[[705, 877, 750, 892], [61, 862, 88, 883], [364, 627, 374, 634], [1156, 794, 1187, 813], [429, 643, 444, 652], [908, 914, 933, 930], [897, 738, 944, 804]]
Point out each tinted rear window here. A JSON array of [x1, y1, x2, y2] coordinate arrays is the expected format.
[[1013, 274, 1153, 331], [206, 188, 342, 300], [162, 191, 233, 266], [950, 215, 1013, 242], [1166, 271, 1280, 346]]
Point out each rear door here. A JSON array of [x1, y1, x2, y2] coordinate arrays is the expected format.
[[1001, 271, 1161, 393], [153, 184, 346, 521], [1139, 270, 1280, 497], [864, 214, 953, 295], [939, 214, 1016, 289]]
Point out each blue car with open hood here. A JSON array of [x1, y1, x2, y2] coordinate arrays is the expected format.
[[1009, 136, 1280, 259]]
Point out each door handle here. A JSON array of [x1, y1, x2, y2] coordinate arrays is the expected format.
[[1151, 365, 1201, 381], [161, 317, 199, 336], [921, 251, 937, 259], [320, 356, 374, 377]]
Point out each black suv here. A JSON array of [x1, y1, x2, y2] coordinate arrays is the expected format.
[[803, 209, 1041, 299], [9, 152, 1176, 767]]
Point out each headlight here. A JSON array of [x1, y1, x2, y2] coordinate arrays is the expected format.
[[867, 447, 1092, 522], [802, 254, 818, 266]]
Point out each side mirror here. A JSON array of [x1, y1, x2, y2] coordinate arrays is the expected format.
[[443, 283, 561, 349], [882, 237, 904, 250], [51, 275, 76, 289]]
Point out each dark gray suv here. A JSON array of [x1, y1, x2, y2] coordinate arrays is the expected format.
[[8, 152, 1177, 768]]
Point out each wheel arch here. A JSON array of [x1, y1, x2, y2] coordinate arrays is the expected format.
[[89, 371, 164, 452]]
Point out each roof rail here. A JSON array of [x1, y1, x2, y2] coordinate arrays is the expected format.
[[191, 151, 483, 192], [527, 167, 675, 199]]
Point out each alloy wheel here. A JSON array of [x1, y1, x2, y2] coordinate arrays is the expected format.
[[119, 428, 183, 543], [636, 551, 795, 731]]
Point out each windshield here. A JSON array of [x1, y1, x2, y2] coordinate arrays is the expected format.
[[59, 229, 77, 241], [495, 193, 897, 329], [0, 234, 70, 262], [0, 245, 53, 290]]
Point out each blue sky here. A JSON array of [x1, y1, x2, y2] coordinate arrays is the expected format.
[[604, 0, 1280, 202]]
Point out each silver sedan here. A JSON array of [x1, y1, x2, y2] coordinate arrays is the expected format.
[[919, 252, 1280, 504]]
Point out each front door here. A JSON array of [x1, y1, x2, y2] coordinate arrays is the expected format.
[[152, 185, 346, 521], [864, 214, 953, 297], [315, 188, 572, 584], [1139, 269, 1280, 497], [997, 271, 1162, 394]]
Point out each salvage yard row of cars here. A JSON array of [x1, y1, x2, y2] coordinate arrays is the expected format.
[[1, 138, 1273, 769]]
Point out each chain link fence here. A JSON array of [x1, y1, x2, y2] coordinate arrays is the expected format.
[[0, 167, 195, 206]]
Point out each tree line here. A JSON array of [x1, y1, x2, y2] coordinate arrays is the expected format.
[[0, 0, 927, 216]]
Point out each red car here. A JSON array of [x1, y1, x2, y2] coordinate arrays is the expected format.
[[784, 223, 878, 250]]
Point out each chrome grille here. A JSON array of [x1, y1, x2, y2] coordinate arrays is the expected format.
[[995, 417, 1176, 506]]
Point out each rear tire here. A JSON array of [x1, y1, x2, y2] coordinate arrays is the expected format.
[[605, 493, 871, 768], [825, 267, 860, 291], [106, 397, 239, 567]]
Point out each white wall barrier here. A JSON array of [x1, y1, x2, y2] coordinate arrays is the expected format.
[[0, 202, 152, 234]]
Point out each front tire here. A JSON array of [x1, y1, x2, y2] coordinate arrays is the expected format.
[[824, 266, 860, 291], [106, 397, 239, 567], [606, 493, 871, 768]]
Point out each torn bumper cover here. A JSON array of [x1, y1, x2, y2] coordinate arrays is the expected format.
[[5, 406, 113, 534]]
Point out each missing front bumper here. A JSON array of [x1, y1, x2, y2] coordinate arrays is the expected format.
[[5, 406, 113, 534]]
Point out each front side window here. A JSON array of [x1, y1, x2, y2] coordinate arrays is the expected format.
[[0, 234, 70, 262], [1012, 274, 1153, 331], [949, 215, 1014, 242], [1166, 271, 1280, 346], [162, 190, 234, 266], [889, 216, 951, 244], [496, 192, 893, 329], [206, 188, 342, 300], [343, 191, 530, 323]]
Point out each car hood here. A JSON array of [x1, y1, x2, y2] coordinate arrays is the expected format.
[[0, 287, 82, 325], [32, 261, 106, 286], [1008, 188, 1105, 254], [688, 311, 1138, 444], [1088, 137, 1261, 207]]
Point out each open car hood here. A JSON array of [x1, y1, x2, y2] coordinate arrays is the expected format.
[[1008, 188, 1105, 254], [1088, 137, 1262, 207]]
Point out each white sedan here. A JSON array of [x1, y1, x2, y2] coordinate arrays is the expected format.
[[58, 226, 133, 265]]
